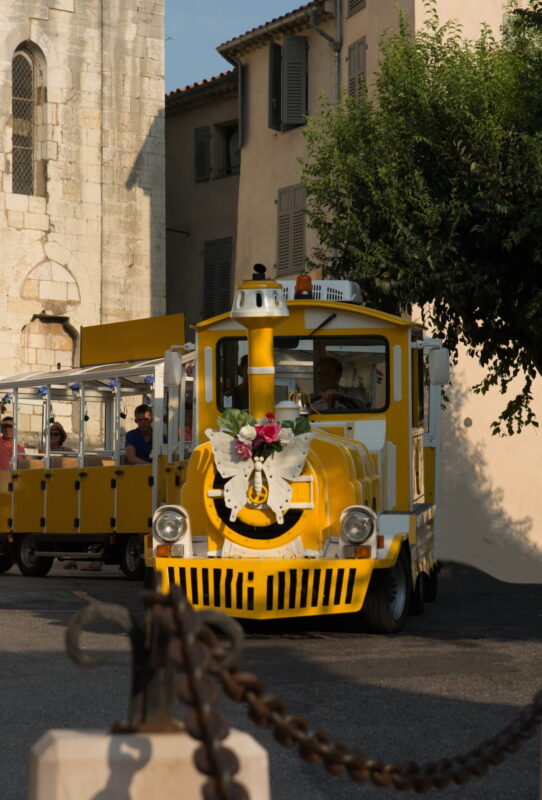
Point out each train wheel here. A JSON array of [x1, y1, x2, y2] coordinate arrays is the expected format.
[[16, 534, 54, 577], [120, 535, 145, 581], [362, 549, 411, 634], [409, 573, 425, 615]]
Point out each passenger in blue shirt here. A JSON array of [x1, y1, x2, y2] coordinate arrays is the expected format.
[[125, 404, 153, 464]]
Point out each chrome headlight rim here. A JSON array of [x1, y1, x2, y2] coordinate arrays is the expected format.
[[153, 504, 187, 544], [339, 505, 377, 545]]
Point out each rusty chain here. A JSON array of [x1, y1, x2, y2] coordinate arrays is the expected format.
[[67, 583, 542, 796]]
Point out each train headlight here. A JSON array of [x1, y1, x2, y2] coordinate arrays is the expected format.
[[153, 505, 187, 543], [339, 506, 376, 545]]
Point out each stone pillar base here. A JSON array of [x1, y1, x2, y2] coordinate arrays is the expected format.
[[30, 728, 270, 800]]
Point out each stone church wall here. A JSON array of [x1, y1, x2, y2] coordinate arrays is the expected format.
[[0, 0, 166, 383]]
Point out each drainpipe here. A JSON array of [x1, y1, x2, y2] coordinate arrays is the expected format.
[[309, 0, 343, 103]]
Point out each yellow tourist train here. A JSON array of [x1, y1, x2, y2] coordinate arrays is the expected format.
[[0, 268, 449, 632]]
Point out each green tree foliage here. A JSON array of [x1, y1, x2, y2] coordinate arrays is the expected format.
[[301, 1, 542, 434]]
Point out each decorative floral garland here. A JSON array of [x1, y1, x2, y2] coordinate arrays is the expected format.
[[217, 408, 310, 461]]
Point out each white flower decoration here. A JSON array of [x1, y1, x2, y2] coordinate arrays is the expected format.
[[238, 424, 257, 444], [278, 427, 295, 445]]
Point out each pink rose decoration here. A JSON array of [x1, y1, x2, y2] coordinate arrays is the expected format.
[[235, 441, 253, 460], [257, 422, 281, 443]]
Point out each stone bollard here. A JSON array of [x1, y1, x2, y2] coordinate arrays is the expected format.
[[30, 728, 270, 800]]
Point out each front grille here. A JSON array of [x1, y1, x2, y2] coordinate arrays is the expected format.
[[163, 561, 369, 619]]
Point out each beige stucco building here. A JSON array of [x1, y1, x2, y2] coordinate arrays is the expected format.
[[165, 71, 239, 332], [0, 0, 166, 383], [208, 0, 542, 581]]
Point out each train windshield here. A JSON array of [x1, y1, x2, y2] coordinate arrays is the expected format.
[[217, 336, 388, 414]]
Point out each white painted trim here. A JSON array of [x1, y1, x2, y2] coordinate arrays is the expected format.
[[393, 345, 402, 402], [247, 366, 275, 375], [385, 441, 397, 510], [204, 347, 213, 402]]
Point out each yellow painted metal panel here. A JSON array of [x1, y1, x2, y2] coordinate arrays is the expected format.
[[155, 557, 375, 620], [161, 462, 186, 506], [0, 471, 12, 532], [79, 467, 115, 535], [45, 469, 78, 534], [12, 471, 45, 533], [80, 313, 185, 366], [115, 465, 152, 533]]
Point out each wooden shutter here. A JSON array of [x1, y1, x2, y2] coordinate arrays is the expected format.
[[276, 184, 305, 275], [348, 0, 366, 16], [348, 37, 367, 99], [268, 43, 282, 131], [203, 238, 233, 319], [282, 36, 307, 127], [238, 63, 248, 147], [194, 125, 210, 182]]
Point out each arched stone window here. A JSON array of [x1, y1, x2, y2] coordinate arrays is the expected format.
[[12, 43, 46, 196]]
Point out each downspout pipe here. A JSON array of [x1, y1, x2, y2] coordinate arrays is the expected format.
[[309, 0, 343, 103]]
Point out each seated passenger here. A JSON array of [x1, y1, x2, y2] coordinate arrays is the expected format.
[[225, 354, 249, 409], [0, 417, 25, 470], [125, 404, 153, 464], [39, 422, 70, 453], [311, 357, 369, 412]]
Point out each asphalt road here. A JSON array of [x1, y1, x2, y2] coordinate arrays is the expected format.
[[0, 561, 540, 800]]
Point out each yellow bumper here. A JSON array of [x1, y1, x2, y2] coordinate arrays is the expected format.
[[152, 557, 375, 619]]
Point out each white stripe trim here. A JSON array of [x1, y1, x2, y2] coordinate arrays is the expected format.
[[393, 345, 402, 402], [204, 347, 213, 402], [247, 366, 275, 375]]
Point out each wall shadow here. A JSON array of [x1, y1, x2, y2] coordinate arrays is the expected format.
[[126, 112, 166, 319], [439, 381, 542, 582]]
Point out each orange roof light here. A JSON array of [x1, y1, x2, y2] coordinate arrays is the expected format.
[[294, 274, 312, 299]]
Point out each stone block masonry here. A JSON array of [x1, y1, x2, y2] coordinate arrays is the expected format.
[[0, 0, 166, 385]]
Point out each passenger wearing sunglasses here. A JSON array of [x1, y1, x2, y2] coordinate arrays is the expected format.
[[0, 417, 26, 470], [41, 422, 70, 452]]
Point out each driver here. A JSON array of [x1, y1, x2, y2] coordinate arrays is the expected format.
[[311, 357, 368, 411]]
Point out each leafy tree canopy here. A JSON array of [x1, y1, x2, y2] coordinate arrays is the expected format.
[[301, 0, 542, 434]]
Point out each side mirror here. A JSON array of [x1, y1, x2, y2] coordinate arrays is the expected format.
[[164, 350, 182, 386], [428, 348, 450, 385]]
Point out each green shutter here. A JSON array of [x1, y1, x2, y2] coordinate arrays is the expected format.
[[282, 36, 307, 127], [203, 238, 233, 319], [348, 0, 366, 16], [238, 63, 248, 147], [268, 43, 282, 131], [348, 37, 367, 99], [194, 125, 210, 182], [276, 184, 305, 275]]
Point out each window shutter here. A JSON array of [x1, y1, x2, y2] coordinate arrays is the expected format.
[[348, 37, 367, 99], [203, 238, 233, 319], [268, 43, 282, 131], [276, 184, 305, 276], [348, 0, 366, 16], [282, 36, 307, 127], [238, 63, 248, 147], [194, 125, 210, 182]]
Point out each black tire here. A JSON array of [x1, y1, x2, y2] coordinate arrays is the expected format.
[[409, 573, 425, 615], [16, 534, 54, 577], [424, 568, 438, 603], [362, 548, 412, 634], [0, 550, 13, 573], [120, 534, 145, 581]]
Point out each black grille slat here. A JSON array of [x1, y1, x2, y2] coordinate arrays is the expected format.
[[225, 569, 233, 608], [288, 569, 297, 609], [202, 569, 210, 605], [311, 570, 321, 607], [179, 567, 187, 596], [300, 569, 309, 607], [322, 569, 333, 606], [235, 573, 243, 610], [168, 566, 175, 587], [190, 568, 199, 604], [213, 569, 221, 606], [345, 568, 357, 604], [334, 569, 345, 605], [247, 587, 254, 611]]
